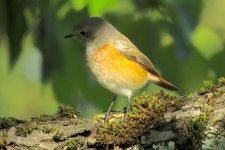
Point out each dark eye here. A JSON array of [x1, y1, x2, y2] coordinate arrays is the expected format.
[[80, 31, 86, 36]]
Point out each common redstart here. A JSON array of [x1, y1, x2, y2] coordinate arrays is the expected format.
[[65, 17, 178, 120]]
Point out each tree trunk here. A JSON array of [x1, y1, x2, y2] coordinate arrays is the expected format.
[[1, 78, 225, 150]]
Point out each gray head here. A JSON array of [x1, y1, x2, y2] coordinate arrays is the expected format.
[[65, 17, 121, 44]]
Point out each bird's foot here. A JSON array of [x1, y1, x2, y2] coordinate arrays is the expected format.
[[104, 112, 110, 122], [93, 109, 126, 124], [104, 110, 121, 122]]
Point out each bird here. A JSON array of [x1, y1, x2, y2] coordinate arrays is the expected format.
[[64, 17, 178, 121]]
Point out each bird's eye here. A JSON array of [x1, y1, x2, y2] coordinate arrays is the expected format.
[[80, 31, 86, 36]]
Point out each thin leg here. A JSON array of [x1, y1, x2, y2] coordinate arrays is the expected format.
[[124, 95, 131, 122], [105, 95, 117, 122], [125, 97, 131, 114]]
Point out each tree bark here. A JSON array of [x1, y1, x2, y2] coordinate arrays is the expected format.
[[1, 78, 225, 150]]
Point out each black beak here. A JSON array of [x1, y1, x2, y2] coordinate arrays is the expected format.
[[64, 33, 74, 38]]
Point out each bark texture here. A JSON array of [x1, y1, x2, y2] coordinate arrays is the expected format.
[[0, 78, 225, 150]]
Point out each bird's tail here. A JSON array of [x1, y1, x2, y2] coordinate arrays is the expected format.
[[148, 74, 179, 91]]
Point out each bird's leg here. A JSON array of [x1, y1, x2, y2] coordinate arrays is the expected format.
[[105, 95, 117, 122], [124, 96, 131, 122], [125, 97, 131, 114]]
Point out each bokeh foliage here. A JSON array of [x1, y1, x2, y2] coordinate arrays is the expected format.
[[0, 0, 224, 119]]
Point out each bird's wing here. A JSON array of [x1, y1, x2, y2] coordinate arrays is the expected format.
[[115, 40, 159, 76]]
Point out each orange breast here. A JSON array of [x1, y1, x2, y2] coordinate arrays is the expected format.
[[87, 43, 149, 94]]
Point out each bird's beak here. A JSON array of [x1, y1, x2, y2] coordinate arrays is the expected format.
[[64, 33, 74, 38]]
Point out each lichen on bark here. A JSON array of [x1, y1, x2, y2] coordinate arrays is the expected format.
[[0, 77, 225, 150]]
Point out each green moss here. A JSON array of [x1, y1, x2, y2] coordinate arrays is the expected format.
[[15, 123, 37, 137], [32, 114, 57, 122], [213, 89, 224, 98], [188, 113, 209, 139], [53, 131, 64, 141], [185, 77, 225, 143], [212, 77, 225, 98], [203, 105, 215, 115], [186, 92, 197, 99], [41, 125, 56, 134], [56, 104, 80, 118], [65, 139, 80, 150], [0, 117, 25, 129], [0, 133, 7, 148], [199, 80, 215, 93], [96, 90, 182, 146], [198, 78, 225, 98], [187, 103, 215, 141], [218, 77, 225, 86]]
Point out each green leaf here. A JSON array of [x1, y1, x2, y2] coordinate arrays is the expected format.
[[57, 2, 72, 19], [88, 0, 118, 16], [191, 25, 223, 60], [70, 0, 87, 11]]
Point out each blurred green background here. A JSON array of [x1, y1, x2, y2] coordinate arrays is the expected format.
[[0, 0, 224, 119]]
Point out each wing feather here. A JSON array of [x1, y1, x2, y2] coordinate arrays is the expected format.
[[115, 40, 159, 76]]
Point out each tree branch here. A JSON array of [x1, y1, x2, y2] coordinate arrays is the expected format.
[[1, 77, 225, 150]]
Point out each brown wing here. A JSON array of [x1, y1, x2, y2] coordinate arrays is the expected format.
[[115, 40, 159, 76]]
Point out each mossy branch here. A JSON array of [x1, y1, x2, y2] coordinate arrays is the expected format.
[[1, 77, 225, 150]]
